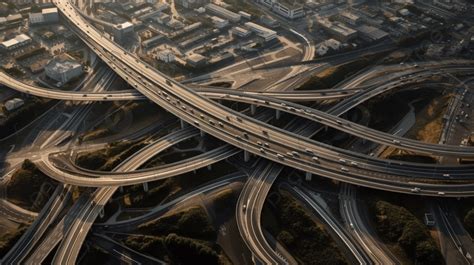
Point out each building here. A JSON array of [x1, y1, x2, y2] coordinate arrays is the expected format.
[[272, 1, 304, 19], [238, 11, 252, 20], [186, 53, 207, 68], [4, 98, 24, 111], [45, 59, 83, 85], [317, 19, 357, 41], [175, 0, 209, 9], [339, 11, 361, 25], [9, 0, 32, 5], [42, 8, 59, 22], [325, 38, 341, 50], [205, 3, 241, 22], [29, 7, 59, 25], [257, 0, 304, 19], [316, 44, 329, 56], [357, 25, 388, 41], [158, 49, 175, 62], [211, 16, 229, 29], [244, 22, 277, 42], [113, 21, 134, 42], [231, 26, 251, 38], [142, 34, 164, 49], [0, 34, 32, 50], [6, 14, 22, 23]]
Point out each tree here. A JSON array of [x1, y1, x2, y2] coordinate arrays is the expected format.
[[464, 208, 474, 235], [415, 241, 444, 265]]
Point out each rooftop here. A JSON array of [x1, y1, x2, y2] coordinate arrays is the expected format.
[[46, 59, 82, 73]]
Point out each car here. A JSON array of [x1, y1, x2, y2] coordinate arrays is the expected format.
[[291, 151, 299, 157], [82, 94, 87, 97], [442, 173, 450, 178], [350, 161, 358, 167], [264, 143, 270, 147], [339, 158, 346, 164], [259, 148, 265, 153], [209, 120, 215, 125], [392, 139, 400, 144], [437, 192, 445, 196], [166, 79, 173, 86], [312, 156, 319, 162], [411, 187, 420, 193], [193, 120, 199, 126], [277, 154, 284, 160], [242, 204, 247, 211], [257, 141, 262, 146], [350, 223, 354, 229], [340, 167, 349, 172], [305, 148, 314, 154], [243, 133, 249, 139]]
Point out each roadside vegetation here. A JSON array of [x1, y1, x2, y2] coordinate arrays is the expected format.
[[0, 225, 28, 257], [124, 206, 230, 264], [6, 159, 57, 211], [297, 55, 380, 91], [370, 200, 443, 265], [263, 191, 348, 265], [76, 139, 147, 171], [79, 101, 161, 142], [121, 160, 237, 208], [0, 97, 55, 139]]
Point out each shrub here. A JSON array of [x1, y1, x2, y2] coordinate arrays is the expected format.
[[138, 206, 216, 240]]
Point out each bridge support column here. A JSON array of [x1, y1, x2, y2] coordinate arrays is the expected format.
[[200, 130, 205, 137], [207, 164, 212, 171], [250, 104, 256, 115], [324, 125, 328, 132], [276, 109, 281, 120], [143, 182, 149, 192], [119, 186, 124, 193], [99, 208, 104, 219], [180, 119, 186, 129], [244, 150, 250, 162], [193, 170, 197, 174], [305, 172, 312, 181]]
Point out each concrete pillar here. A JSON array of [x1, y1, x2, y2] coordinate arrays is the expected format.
[[193, 170, 197, 174], [99, 208, 104, 219], [207, 164, 212, 171], [250, 104, 256, 115], [180, 119, 186, 129], [119, 186, 124, 193], [143, 182, 149, 192], [276, 109, 281, 120], [200, 130, 205, 137], [305, 172, 312, 181], [244, 150, 250, 162], [324, 125, 328, 132]]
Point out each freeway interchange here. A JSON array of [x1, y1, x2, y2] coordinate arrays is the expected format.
[[0, 0, 474, 264]]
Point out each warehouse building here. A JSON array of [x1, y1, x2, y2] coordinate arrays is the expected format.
[[205, 3, 241, 22], [45, 59, 83, 85]]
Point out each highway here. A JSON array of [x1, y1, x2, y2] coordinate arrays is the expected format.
[[288, 184, 371, 264], [52, 126, 236, 264], [54, 0, 474, 197], [2, 1, 472, 263], [340, 184, 398, 264]]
